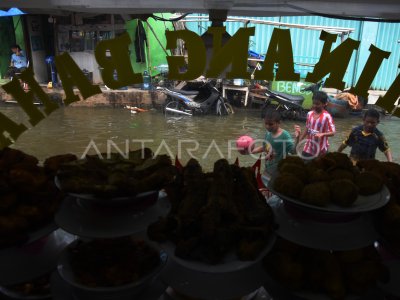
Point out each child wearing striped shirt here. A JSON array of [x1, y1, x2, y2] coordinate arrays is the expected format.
[[294, 91, 336, 158]]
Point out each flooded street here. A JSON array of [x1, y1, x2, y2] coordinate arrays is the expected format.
[[1, 106, 399, 170]]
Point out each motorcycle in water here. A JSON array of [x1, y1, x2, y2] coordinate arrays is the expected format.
[[306, 80, 367, 117], [260, 80, 366, 120], [157, 81, 234, 118], [260, 81, 321, 121]]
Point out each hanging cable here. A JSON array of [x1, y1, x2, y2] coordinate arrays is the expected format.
[[145, 20, 170, 56], [150, 13, 191, 22]]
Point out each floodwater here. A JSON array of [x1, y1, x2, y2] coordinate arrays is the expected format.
[[1, 106, 399, 170]]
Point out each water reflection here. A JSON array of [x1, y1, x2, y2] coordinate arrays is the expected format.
[[1, 106, 399, 170]]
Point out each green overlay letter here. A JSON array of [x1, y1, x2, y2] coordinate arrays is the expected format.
[[95, 32, 142, 89], [375, 73, 400, 117], [55, 53, 101, 105], [349, 45, 390, 99], [306, 32, 360, 90], [0, 110, 27, 149], [206, 27, 254, 79], [255, 28, 299, 81], [166, 30, 206, 80]]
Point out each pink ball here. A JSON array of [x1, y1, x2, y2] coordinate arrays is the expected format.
[[236, 135, 254, 154]]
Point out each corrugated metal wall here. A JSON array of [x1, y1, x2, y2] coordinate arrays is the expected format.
[[279, 16, 362, 87], [373, 23, 400, 90], [186, 15, 400, 90]]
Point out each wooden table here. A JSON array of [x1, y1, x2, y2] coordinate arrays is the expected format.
[[222, 84, 250, 107]]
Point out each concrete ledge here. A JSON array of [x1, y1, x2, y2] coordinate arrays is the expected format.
[[0, 86, 167, 108], [0, 84, 389, 108]]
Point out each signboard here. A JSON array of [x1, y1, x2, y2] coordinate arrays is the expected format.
[[271, 81, 315, 109]]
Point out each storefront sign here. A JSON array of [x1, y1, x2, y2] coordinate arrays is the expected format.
[[0, 27, 399, 148], [271, 81, 314, 109]]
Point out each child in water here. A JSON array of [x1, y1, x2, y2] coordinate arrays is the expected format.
[[294, 91, 335, 158], [337, 108, 392, 162], [251, 109, 295, 182]]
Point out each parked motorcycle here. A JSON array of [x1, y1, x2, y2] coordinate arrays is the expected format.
[[157, 81, 234, 118], [306, 80, 367, 117], [260, 82, 321, 121], [260, 80, 366, 120]]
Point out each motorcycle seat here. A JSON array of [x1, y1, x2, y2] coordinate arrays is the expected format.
[[170, 89, 199, 96], [273, 91, 304, 102]]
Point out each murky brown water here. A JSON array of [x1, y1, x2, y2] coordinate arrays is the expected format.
[[1, 106, 399, 170]]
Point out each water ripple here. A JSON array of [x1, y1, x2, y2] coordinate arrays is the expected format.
[[1, 106, 398, 170]]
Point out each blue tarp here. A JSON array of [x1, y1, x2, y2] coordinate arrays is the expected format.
[[0, 8, 26, 17], [248, 50, 265, 60]]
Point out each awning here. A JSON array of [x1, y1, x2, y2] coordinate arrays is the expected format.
[[0, 7, 26, 17]]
